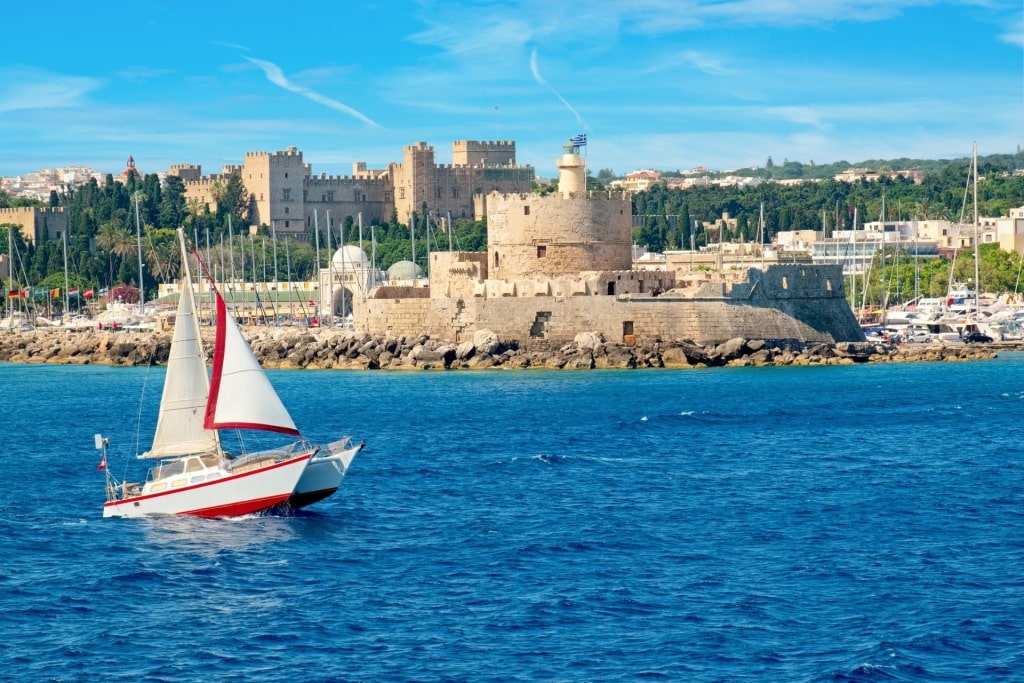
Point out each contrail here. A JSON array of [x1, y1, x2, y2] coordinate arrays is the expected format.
[[530, 49, 585, 129], [245, 57, 379, 127]]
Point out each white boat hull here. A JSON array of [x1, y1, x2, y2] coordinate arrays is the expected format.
[[287, 440, 362, 509], [103, 452, 311, 519]]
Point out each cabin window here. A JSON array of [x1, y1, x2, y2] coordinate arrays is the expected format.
[[171, 479, 187, 488], [150, 483, 167, 493], [186, 458, 203, 473], [190, 475, 205, 484], [537, 245, 547, 258]]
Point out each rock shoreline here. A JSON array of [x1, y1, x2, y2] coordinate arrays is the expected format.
[[0, 327, 1006, 369]]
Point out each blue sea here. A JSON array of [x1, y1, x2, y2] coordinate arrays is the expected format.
[[2, 355, 1023, 682]]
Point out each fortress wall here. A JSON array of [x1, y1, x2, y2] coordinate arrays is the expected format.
[[355, 291, 861, 346], [429, 251, 487, 299], [0, 207, 68, 244], [354, 264, 863, 346], [486, 192, 632, 278]]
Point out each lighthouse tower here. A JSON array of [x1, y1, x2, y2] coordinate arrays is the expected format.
[[557, 142, 586, 197]]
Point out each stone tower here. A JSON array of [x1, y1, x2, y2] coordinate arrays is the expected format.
[[484, 145, 632, 280]]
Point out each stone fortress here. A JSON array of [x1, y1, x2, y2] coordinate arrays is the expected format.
[[350, 142, 866, 347], [171, 140, 534, 239]]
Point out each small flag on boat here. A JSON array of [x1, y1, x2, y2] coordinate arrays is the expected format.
[[84, 288, 95, 299], [68, 288, 80, 298], [571, 133, 587, 147], [99, 287, 109, 296], [50, 288, 60, 298], [97, 453, 106, 471]]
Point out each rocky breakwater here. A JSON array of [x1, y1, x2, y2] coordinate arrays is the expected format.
[[0, 327, 1003, 369]]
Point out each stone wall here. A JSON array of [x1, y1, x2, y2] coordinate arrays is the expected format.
[[354, 264, 864, 346], [0, 207, 68, 245]]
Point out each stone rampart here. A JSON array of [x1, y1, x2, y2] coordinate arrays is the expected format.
[[354, 264, 863, 346]]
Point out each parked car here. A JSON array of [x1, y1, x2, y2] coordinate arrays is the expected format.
[[963, 331, 993, 343], [903, 330, 932, 343]]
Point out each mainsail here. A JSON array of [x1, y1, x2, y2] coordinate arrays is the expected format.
[[145, 233, 219, 459], [204, 285, 299, 436]]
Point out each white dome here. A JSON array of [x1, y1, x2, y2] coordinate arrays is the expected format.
[[331, 245, 370, 269], [387, 260, 425, 280]]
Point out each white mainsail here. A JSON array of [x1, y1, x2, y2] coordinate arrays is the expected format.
[[144, 232, 219, 459], [204, 286, 299, 436]]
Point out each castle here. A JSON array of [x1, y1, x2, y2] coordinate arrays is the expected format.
[[171, 141, 534, 239], [349, 143, 865, 347]]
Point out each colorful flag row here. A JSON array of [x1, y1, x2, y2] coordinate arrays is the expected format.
[[1, 286, 98, 299]]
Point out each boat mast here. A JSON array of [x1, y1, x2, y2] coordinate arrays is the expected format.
[[62, 230, 70, 315], [5, 226, 11, 320], [326, 210, 333, 326], [759, 202, 766, 271], [271, 221, 279, 324], [134, 193, 144, 312], [973, 142, 980, 317]]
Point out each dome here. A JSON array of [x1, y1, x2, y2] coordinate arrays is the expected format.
[[331, 245, 370, 269], [387, 260, 425, 280]]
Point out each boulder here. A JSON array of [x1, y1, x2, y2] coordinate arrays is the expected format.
[[574, 331, 604, 351], [473, 329, 501, 355]]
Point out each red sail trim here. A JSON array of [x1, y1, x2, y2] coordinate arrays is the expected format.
[[206, 420, 300, 436], [199, 273, 300, 436], [203, 289, 229, 431]]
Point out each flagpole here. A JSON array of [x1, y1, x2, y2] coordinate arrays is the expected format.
[[63, 231, 70, 316]]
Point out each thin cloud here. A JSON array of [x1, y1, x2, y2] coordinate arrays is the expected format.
[[213, 41, 251, 52], [244, 57, 379, 127], [681, 50, 737, 76], [116, 67, 175, 82], [530, 49, 586, 129], [0, 70, 101, 113]]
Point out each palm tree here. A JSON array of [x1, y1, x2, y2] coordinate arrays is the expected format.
[[142, 230, 180, 284], [96, 220, 135, 285]]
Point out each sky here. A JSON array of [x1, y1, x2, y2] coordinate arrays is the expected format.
[[1, 0, 1022, 180]]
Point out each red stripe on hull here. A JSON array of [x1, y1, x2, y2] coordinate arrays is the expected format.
[[187, 492, 292, 518]]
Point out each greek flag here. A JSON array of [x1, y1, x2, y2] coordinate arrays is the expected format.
[[571, 133, 587, 147]]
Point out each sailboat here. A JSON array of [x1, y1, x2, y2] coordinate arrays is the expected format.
[[286, 437, 364, 509], [99, 229, 315, 518]]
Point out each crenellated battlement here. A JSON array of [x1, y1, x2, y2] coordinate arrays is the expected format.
[[306, 174, 392, 188], [486, 190, 631, 203], [0, 206, 66, 217]]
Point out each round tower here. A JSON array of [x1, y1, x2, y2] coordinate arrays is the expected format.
[[557, 143, 586, 197]]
